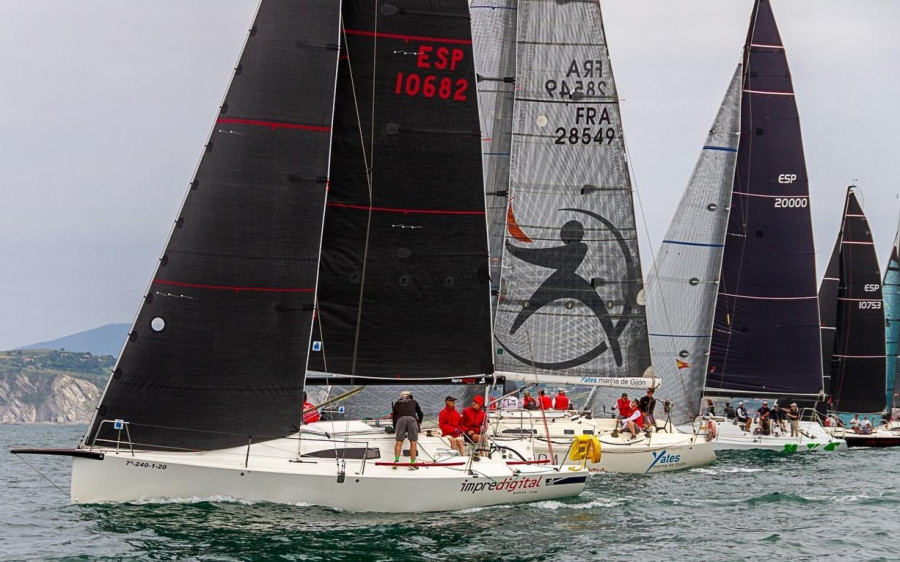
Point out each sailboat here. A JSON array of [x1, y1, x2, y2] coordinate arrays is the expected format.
[[821, 188, 900, 447], [10, 0, 589, 512], [662, 0, 845, 452], [477, 0, 715, 473], [884, 220, 900, 420]]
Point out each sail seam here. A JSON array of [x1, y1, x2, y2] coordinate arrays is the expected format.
[[718, 292, 816, 300], [326, 202, 485, 215], [215, 117, 330, 132], [154, 279, 313, 293], [342, 29, 472, 45]]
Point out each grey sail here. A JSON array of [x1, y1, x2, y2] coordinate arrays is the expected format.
[[494, 0, 650, 408], [646, 66, 742, 425], [472, 0, 518, 312]]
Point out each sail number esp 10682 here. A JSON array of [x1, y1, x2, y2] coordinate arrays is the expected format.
[[394, 45, 468, 101]]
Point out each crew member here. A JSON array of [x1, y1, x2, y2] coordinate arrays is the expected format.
[[438, 395, 465, 455], [392, 390, 424, 467]]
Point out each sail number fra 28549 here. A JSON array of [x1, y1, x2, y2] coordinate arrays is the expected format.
[[394, 45, 468, 101], [555, 106, 615, 145]]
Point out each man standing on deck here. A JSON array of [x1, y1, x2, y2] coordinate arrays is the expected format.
[[638, 388, 657, 429], [392, 390, 424, 468], [787, 403, 800, 437]]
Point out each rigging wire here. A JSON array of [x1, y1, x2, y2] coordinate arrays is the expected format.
[[11, 454, 68, 498]]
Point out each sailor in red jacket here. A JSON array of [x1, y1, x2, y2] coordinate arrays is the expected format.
[[553, 389, 570, 410], [616, 392, 631, 420], [438, 395, 465, 455], [461, 395, 488, 457], [538, 389, 553, 410]]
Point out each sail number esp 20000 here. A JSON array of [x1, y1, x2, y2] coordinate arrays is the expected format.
[[394, 45, 468, 101]]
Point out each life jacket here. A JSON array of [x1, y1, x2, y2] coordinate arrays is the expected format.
[[302, 401, 320, 424], [438, 407, 462, 437], [554, 394, 570, 410], [539, 395, 553, 410]]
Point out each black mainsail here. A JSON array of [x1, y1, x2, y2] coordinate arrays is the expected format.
[[819, 188, 886, 414], [704, 0, 823, 400], [308, 0, 492, 383]]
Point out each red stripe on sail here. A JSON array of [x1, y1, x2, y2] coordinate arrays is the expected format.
[[155, 279, 314, 293], [343, 29, 472, 45], [327, 202, 484, 215], [216, 118, 331, 132]]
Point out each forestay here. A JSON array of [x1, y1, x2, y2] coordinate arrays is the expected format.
[[646, 67, 741, 424]]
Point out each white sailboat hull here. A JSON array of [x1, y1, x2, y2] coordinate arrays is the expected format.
[[488, 410, 716, 473], [70, 422, 587, 512], [825, 425, 900, 448], [677, 417, 848, 452]]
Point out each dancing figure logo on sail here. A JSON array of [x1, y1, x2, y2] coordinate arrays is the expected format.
[[497, 207, 639, 370]]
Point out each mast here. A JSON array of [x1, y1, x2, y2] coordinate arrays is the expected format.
[[493, 0, 650, 400], [86, 0, 343, 451], [823, 188, 887, 414], [646, 66, 741, 424], [705, 0, 823, 399]]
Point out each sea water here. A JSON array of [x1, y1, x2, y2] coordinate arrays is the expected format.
[[2, 424, 898, 561]]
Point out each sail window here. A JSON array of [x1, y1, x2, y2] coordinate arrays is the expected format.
[[679, 350, 689, 358], [536, 115, 548, 127], [690, 278, 700, 286], [521, 300, 530, 308], [707, 203, 717, 211], [150, 317, 166, 332], [565, 300, 575, 309], [606, 300, 614, 309]]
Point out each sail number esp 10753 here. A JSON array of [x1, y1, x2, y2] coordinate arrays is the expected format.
[[394, 45, 468, 101]]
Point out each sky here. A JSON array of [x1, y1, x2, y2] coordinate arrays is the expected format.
[[1, 0, 898, 351]]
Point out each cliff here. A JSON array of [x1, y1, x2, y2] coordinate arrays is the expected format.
[[0, 350, 109, 424]]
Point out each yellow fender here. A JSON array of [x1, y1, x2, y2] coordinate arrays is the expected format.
[[568, 435, 602, 464]]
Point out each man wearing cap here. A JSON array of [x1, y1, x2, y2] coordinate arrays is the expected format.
[[735, 401, 751, 432], [757, 401, 771, 435], [538, 389, 552, 410], [638, 388, 657, 429], [438, 395, 466, 455], [461, 395, 488, 458], [787, 403, 800, 437], [553, 389, 570, 410], [392, 390, 424, 467]]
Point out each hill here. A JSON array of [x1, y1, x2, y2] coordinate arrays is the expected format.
[[20, 323, 129, 357]]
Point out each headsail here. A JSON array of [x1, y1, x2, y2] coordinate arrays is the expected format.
[[646, 66, 741, 424], [308, 0, 493, 383], [705, 0, 823, 399], [472, 0, 518, 313], [87, 1, 343, 451], [820, 188, 886, 414], [884, 220, 900, 412], [493, 0, 650, 396]]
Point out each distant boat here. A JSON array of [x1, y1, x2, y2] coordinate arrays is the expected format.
[[482, 0, 715, 473], [657, 0, 844, 452], [11, 0, 587, 512], [821, 188, 900, 447]]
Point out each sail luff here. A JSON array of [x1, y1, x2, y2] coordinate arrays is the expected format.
[[646, 66, 741, 425], [818, 193, 847, 401], [705, 0, 824, 399]]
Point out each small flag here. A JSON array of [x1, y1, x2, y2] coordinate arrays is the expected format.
[[676, 359, 690, 370], [312, 341, 322, 352], [708, 365, 717, 373]]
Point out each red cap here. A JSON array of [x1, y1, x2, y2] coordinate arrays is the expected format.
[[473, 395, 484, 406]]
